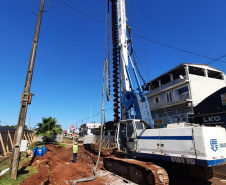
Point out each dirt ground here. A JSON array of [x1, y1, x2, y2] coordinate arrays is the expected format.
[[19, 144, 225, 185], [20, 145, 133, 185]]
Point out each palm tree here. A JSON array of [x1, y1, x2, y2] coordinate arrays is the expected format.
[[36, 117, 63, 143]]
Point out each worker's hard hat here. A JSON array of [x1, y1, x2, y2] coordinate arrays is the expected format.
[[74, 142, 77, 144]]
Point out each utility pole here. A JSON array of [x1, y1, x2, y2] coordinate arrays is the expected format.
[[9, 0, 45, 180], [90, 104, 92, 122]]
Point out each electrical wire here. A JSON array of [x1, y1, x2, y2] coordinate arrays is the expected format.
[[132, 33, 226, 64], [55, 0, 106, 24], [54, 0, 226, 64], [55, 0, 226, 126], [132, 0, 150, 81], [32, 0, 38, 16], [43, 0, 52, 12], [206, 53, 226, 65], [72, 54, 106, 185], [32, 0, 51, 15], [75, 107, 113, 126]]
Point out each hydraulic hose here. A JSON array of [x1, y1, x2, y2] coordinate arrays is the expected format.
[[72, 60, 106, 185]]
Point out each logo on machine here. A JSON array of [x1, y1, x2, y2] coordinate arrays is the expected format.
[[210, 139, 218, 152]]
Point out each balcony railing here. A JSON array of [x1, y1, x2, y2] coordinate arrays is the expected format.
[[153, 113, 189, 125], [148, 77, 186, 95]]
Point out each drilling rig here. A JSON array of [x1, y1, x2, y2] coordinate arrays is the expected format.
[[103, 0, 226, 184]]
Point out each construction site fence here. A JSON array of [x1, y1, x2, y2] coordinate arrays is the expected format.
[[36, 134, 63, 142], [0, 130, 36, 156], [83, 135, 114, 148]]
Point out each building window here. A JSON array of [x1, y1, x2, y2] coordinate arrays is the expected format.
[[153, 96, 160, 104], [208, 70, 223, 80], [166, 91, 173, 102], [174, 86, 190, 101], [189, 66, 205, 77]]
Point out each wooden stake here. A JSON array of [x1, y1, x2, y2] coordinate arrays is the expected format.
[[6, 134, 9, 152], [12, 131, 16, 147], [0, 133, 7, 156], [8, 131, 13, 150], [26, 132, 31, 144], [105, 139, 110, 148], [31, 132, 34, 144], [24, 132, 28, 140]]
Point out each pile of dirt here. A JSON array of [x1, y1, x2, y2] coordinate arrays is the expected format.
[[20, 144, 129, 185]]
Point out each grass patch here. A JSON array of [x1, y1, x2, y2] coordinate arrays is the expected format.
[[28, 141, 45, 150], [0, 165, 37, 185], [0, 159, 10, 172], [20, 152, 33, 164], [0, 141, 67, 184], [28, 141, 67, 149], [63, 137, 72, 141], [52, 141, 67, 148], [0, 153, 37, 185]]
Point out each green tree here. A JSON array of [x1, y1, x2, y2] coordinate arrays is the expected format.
[[5, 125, 28, 130], [35, 117, 63, 143]]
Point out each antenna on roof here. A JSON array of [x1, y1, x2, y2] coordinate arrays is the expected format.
[[179, 75, 184, 79]]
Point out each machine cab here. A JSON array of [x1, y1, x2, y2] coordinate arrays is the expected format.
[[116, 119, 146, 152]]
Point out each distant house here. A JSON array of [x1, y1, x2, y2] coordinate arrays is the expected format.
[[80, 122, 101, 136], [145, 63, 226, 126], [65, 125, 79, 138], [104, 121, 115, 136]]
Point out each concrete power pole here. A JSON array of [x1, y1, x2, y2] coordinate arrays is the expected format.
[[9, 0, 45, 180]]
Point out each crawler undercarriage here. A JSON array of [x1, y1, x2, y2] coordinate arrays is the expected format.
[[103, 157, 169, 185]]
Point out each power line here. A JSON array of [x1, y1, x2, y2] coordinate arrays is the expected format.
[[55, 0, 106, 24], [132, 33, 226, 64], [55, 0, 226, 65], [206, 53, 226, 65], [32, 0, 38, 16], [75, 107, 113, 124], [32, 0, 52, 16], [43, 0, 52, 12], [132, 0, 150, 81]]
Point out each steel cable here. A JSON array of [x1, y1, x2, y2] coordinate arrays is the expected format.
[[72, 58, 106, 185]]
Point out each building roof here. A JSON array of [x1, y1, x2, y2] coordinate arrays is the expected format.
[[147, 63, 224, 85]]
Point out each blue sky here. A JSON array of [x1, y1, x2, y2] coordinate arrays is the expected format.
[[1, 0, 226, 130]]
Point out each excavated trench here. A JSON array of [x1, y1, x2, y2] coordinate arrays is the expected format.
[[19, 144, 224, 185], [20, 144, 129, 185]]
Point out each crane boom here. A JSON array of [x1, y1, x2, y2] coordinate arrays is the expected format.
[[117, 0, 130, 120], [116, 0, 154, 126]]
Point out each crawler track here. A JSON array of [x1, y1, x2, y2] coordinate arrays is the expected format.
[[104, 157, 169, 185]]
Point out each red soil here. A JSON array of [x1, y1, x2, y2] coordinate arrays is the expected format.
[[20, 145, 119, 185], [19, 144, 225, 185]]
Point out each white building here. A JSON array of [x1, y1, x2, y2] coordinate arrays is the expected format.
[[145, 63, 226, 126], [80, 122, 101, 136], [66, 126, 79, 137]]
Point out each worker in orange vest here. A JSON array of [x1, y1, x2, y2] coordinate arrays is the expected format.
[[72, 142, 79, 163]]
